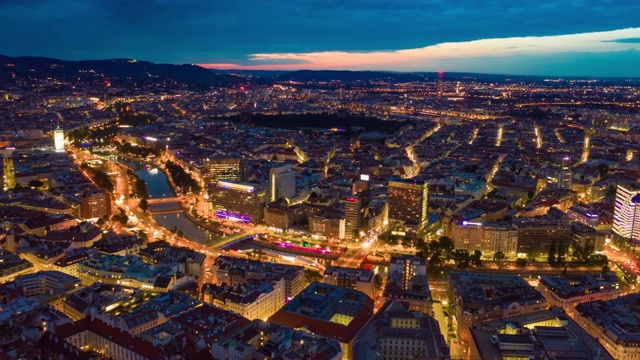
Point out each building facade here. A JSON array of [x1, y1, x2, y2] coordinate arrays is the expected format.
[[388, 178, 429, 229], [612, 183, 640, 243], [210, 180, 266, 224]]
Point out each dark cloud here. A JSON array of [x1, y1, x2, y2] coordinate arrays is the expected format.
[[1, 0, 639, 75]]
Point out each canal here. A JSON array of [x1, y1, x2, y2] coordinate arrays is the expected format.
[[122, 160, 218, 245]]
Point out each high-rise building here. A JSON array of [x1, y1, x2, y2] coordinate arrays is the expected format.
[[344, 196, 362, 240], [384, 255, 431, 313], [437, 71, 444, 98], [210, 180, 266, 223], [546, 156, 572, 190], [2, 148, 15, 190], [54, 128, 65, 152], [388, 178, 429, 229], [269, 163, 296, 202], [203, 157, 243, 187], [612, 183, 640, 243]]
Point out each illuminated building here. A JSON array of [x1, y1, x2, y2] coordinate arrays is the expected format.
[[354, 300, 449, 360], [574, 293, 640, 360], [470, 308, 612, 360], [269, 282, 373, 360], [437, 71, 444, 97], [202, 277, 285, 321], [269, 163, 296, 202], [78, 190, 112, 219], [54, 128, 65, 152], [384, 255, 431, 313], [449, 220, 518, 258], [212, 255, 305, 301], [515, 217, 571, 259], [210, 180, 266, 223], [612, 183, 640, 243], [203, 156, 244, 188], [323, 266, 374, 298], [537, 273, 620, 317], [2, 148, 15, 190], [448, 272, 546, 343], [546, 156, 572, 190], [344, 195, 362, 240], [388, 178, 429, 229]]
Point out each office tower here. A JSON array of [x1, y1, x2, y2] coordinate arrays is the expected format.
[[2, 148, 15, 190], [54, 128, 65, 152], [203, 157, 243, 187], [437, 71, 444, 98], [269, 163, 296, 202], [54, 113, 65, 152], [77, 190, 111, 219], [210, 180, 266, 223], [612, 183, 640, 243], [546, 156, 572, 190], [388, 178, 429, 229], [344, 195, 362, 240]]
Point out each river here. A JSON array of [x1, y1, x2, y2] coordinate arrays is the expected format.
[[121, 159, 217, 245]]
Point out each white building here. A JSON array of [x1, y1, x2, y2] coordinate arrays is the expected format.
[[269, 163, 296, 202], [612, 183, 640, 243]]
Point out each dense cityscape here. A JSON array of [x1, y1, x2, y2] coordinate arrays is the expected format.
[[0, 53, 639, 360]]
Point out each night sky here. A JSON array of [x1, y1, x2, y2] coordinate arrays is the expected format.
[[3, 0, 640, 76]]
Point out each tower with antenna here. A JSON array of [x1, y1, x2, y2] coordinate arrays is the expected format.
[[437, 71, 444, 98], [54, 113, 65, 152]]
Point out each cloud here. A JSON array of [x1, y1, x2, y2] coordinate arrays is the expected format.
[[199, 28, 640, 75]]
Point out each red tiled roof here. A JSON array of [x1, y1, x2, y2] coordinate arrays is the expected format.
[[56, 317, 165, 359], [268, 296, 373, 344]]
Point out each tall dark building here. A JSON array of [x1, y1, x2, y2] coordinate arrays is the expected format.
[[344, 195, 362, 240], [388, 178, 429, 229]]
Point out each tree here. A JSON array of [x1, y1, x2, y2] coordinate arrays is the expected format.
[[139, 199, 149, 213], [557, 240, 566, 264], [374, 274, 383, 291], [401, 236, 413, 249], [452, 249, 471, 269], [548, 240, 557, 266], [438, 236, 454, 260], [516, 258, 527, 267], [136, 230, 148, 242], [493, 251, 506, 263], [471, 250, 482, 266], [28, 179, 44, 189], [597, 163, 609, 178], [304, 269, 323, 284], [602, 263, 611, 276]]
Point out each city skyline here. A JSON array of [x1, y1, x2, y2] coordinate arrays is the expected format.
[[2, 0, 640, 76]]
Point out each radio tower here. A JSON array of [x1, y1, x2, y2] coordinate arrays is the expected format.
[[437, 71, 444, 98]]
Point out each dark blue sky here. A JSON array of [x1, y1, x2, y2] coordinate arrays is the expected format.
[[2, 0, 640, 76]]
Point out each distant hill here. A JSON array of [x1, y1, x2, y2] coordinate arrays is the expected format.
[[0, 55, 243, 87], [270, 69, 640, 86]]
